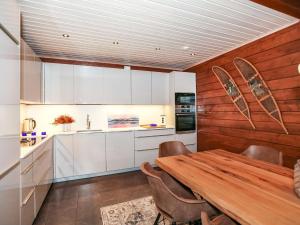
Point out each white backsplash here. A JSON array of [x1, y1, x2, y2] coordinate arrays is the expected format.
[[21, 104, 167, 134]]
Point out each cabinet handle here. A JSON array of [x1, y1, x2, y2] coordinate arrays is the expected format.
[[21, 162, 34, 175], [22, 188, 35, 206], [0, 161, 20, 180]]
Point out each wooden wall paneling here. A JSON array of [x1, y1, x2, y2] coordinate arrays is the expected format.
[[188, 22, 300, 167]]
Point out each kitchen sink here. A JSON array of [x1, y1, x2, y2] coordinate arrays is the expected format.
[[77, 129, 103, 133]]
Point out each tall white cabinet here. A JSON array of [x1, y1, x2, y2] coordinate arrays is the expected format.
[[0, 1, 20, 225], [131, 70, 152, 104], [151, 72, 169, 104]]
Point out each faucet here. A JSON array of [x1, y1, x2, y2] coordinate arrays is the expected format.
[[86, 114, 91, 130]]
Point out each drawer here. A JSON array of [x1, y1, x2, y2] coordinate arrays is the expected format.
[[33, 147, 52, 185], [35, 179, 51, 216], [21, 153, 33, 172], [135, 135, 174, 150], [135, 128, 175, 137], [21, 163, 34, 202], [135, 149, 158, 167], [21, 188, 35, 225], [33, 138, 53, 161], [175, 133, 196, 145]]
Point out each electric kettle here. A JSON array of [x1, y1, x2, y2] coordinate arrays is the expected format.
[[23, 118, 37, 133]]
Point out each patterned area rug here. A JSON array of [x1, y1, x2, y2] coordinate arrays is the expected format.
[[100, 196, 171, 225]]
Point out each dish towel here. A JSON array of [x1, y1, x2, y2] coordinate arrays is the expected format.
[[294, 159, 300, 197]]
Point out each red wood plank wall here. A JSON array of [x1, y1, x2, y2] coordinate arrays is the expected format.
[[186, 22, 300, 168]]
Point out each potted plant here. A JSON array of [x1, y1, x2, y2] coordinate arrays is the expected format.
[[53, 115, 75, 132]]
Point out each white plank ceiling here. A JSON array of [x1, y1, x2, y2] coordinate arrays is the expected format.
[[19, 0, 299, 70]]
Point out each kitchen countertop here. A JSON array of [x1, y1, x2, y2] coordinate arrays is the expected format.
[[20, 126, 175, 159]]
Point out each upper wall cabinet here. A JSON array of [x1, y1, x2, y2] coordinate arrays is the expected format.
[[0, 0, 20, 43], [172, 72, 196, 93], [131, 70, 152, 104], [74, 65, 103, 104], [102, 68, 131, 104], [151, 72, 169, 104], [44, 63, 74, 104], [21, 39, 42, 103]]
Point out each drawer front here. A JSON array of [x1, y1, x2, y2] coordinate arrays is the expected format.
[[33, 138, 53, 161], [135, 135, 174, 150], [21, 191, 35, 225], [21, 164, 34, 202], [135, 149, 158, 167], [175, 133, 196, 145], [135, 128, 175, 137], [35, 182, 50, 216], [33, 147, 52, 185], [21, 153, 33, 172]]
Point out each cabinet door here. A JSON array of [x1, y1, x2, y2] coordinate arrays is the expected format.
[[21, 39, 42, 103], [44, 63, 74, 104], [74, 133, 106, 175], [151, 72, 169, 104], [131, 70, 151, 104], [0, 0, 20, 43], [106, 131, 134, 171], [102, 68, 131, 104], [74, 65, 103, 104], [0, 163, 20, 225], [174, 72, 196, 93], [54, 135, 74, 179]]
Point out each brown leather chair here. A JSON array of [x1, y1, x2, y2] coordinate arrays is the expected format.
[[241, 145, 283, 165], [159, 141, 192, 158], [141, 162, 218, 225], [201, 212, 237, 225]]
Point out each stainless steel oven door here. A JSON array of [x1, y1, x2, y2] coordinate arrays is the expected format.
[[175, 113, 196, 133]]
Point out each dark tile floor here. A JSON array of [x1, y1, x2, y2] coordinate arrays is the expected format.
[[34, 171, 152, 225]]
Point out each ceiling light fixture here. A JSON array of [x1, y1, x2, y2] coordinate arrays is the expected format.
[[62, 34, 70, 38], [182, 46, 190, 50], [190, 53, 197, 56], [155, 47, 161, 51], [113, 41, 119, 45]]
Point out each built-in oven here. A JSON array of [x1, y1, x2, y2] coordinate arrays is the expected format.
[[175, 93, 196, 133]]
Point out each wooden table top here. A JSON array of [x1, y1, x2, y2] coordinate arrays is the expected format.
[[156, 149, 300, 225]]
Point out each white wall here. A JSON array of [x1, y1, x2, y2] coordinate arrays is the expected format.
[[21, 104, 168, 134]]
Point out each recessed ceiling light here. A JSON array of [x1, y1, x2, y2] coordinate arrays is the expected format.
[[113, 41, 119, 45], [182, 46, 190, 50], [155, 47, 161, 51], [62, 34, 70, 38], [190, 53, 197, 56]]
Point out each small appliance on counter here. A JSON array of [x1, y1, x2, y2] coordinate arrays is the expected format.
[[175, 93, 196, 133], [22, 118, 37, 134], [20, 136, 47, 148]]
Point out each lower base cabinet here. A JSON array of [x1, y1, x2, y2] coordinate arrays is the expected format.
[[21, 192, 35, 225], [106, 131, 134, 171], [135, 149, 158, 167], [74, 133, 106, 176]]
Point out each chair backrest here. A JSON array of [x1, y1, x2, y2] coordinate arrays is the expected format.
[[241, 145, 283, 165], [159, 141, 192, 158]]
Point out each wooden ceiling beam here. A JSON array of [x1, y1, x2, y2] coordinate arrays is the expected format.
[[251, 0, 300, 18]]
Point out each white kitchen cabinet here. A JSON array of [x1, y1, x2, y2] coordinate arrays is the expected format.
[[151, 72, 169, 104], [74, 65, 104, 104], [44, 63, 74, 104], [0, 0, 20, 43], [21, 39, 42, 103], [186, 144, 197, 152], [74, 132, 106, 175], [135, 149, 158, 167], [175, 133, 197, 152], [102, 68, 131, 104], [0, 163, 20, 225], [131, 70, 152, 104], [106, 131, 134, 171], [54, 135, 74, 179], [170, 72, 196, 93]]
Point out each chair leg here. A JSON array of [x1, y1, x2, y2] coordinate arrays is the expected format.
[[171, 222, 176, 225], [154, 213, 161, 225]]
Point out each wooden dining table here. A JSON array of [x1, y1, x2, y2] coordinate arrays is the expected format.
[[156, 149, 300, 225]]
